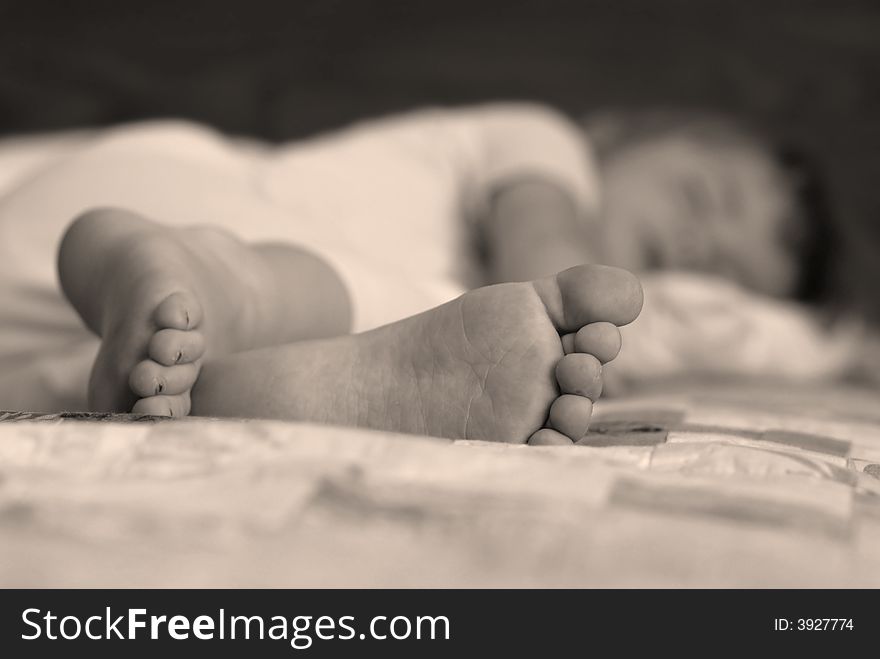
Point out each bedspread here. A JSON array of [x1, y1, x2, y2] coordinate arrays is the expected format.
[[1, 380, 879, 587]]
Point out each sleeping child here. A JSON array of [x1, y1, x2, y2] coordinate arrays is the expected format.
[[0, 103, 850, 444]]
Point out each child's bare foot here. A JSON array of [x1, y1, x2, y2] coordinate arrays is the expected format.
[[58, 208, 350, 415], [57, 209, 261, 413], [193, 264, 643, 444]]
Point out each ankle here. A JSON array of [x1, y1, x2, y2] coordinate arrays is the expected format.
[[251, 243, 354, 341]]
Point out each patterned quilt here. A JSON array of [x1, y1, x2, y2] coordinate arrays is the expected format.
[[1, 379, 878, 587]]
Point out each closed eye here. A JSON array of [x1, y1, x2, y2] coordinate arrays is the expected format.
[[720, 176, 744, 218], [681, 177, 712, 217], [641, 240, 664, 270]]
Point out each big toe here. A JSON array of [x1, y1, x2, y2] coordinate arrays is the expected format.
[[534, 264, 643, 332], [155, 291, 203, 330]]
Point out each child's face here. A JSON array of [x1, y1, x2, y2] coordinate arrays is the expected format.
[[597, 136, 802, 298]]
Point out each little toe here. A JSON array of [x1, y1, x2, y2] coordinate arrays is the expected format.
[[148, 328, 207, 366], [132, 392, 191, 417], [549, 394, 594, 440], [561, 333, 576, 355], [555, 352, 603, 400], [574, 322, 621, 364], [528, 428, 574, 446], [154, 291, 203, 330], [129, 360, 199, 397]]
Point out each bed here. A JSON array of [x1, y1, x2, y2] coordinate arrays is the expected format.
[[2, 1, 880, 590], [2, 378, 878, 588]]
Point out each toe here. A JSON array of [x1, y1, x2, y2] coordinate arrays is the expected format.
[[132, 392, 191, 417], [548, 394, 594, 440], [148, 328, 207, 366], [535, 264, 643, 331], [154, 291, 203, 330], [129, 360, 199, 397], [574, 322, 621, 364], [561, 333, 576, 355], [555, 352, 603, 400], [528, 428, 574, 446]]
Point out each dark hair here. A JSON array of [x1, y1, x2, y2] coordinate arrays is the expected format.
[[774, 145, 836, 304]]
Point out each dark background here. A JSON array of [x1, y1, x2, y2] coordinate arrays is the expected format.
[[1, 0, 878, 315]]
